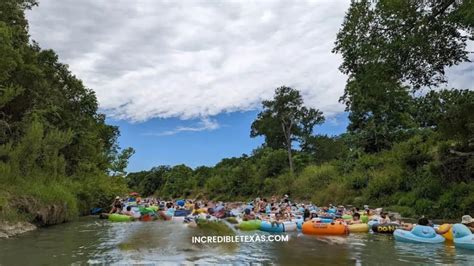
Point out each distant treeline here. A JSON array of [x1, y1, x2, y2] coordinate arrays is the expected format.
[[127, 0, 474, 219]]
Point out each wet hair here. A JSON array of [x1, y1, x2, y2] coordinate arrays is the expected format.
[[126, 206, 132, 211], [166, 202, 173, 209], [353, 213, 360, 219], [418, 217, 430, 226], [244, 208, 251, 215]]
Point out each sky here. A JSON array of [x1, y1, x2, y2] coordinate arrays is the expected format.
[[25, 0, 473, 172]]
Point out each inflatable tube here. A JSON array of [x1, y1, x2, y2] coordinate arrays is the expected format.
[[260, 221, 285, 233], [139, 214, 154, 222], [90, 208, 102, 215], [138, 207, 156, 215], [283, 221, 297, 232], [174, 209, 191, 217], [294, 218, 304, 230], [439, 224, 453, 241], [341, 215, 352, 221], [108, 213, 133, 222], [172, 216, 185, 223], [238, 220, 261, 231], [371, 223, 399, 234], [302, 221, 348, 235], [194, 208, 207, 214], [393, 226, 445, 244], [361, 215, 369, 223], [148, 205, 159, 212], [348, 223, 369, 233], [452, 224, 474, 250], [320, 218, 333, 223]]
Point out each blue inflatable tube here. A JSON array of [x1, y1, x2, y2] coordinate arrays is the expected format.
[[394, 226, 445, 244], [452, 224, 474, 250], [294, 218, 304, 230], [260, 221, 285, 233], [320, 218, 333, 223]]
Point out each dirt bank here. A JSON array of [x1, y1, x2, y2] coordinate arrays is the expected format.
[[0, 221, 36, 238]]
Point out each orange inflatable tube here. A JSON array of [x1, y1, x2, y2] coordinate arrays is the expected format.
[[302, 220, 348, 235]]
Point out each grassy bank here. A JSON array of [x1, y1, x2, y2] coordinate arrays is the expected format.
[[0, 176, 127, 225]]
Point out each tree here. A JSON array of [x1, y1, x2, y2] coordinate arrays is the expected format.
[[251, 86, 324, 174], [333, 0, 472, 152], [110, 147, 135, 177], [301, 135, 349, 164]]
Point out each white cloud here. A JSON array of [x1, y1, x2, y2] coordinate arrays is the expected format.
[[25, 0, 473, 123], [142, 118, 220, 136]]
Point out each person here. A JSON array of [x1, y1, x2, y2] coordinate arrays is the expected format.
[[402, 217, 452, 234], [303, 208, 311, 221], [122, 206, 134, 216], [271, 212, 283, 227], [159, 202, 175, 221], [378, 213, 391, 224], [350, 213, 362, 224], [110, 196, 122, 214], [243, 208, 256, 221], [461, 215, 474, 233], [309, 210, 318, 220]]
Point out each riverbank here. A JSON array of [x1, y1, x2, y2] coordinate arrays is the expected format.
[[0, 221, 36, 238]]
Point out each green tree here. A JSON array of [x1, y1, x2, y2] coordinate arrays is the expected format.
[[251, 86, 324, 174], [333, 0, 472, 152], [110, 147, 135, 176]]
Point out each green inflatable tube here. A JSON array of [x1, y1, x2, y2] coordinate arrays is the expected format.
[[361, 215, 369, 223], [108, 213, 133, 222], [342, 214, 353, 220], [148, 205, 159, 211], [238, 220, 261, 231]]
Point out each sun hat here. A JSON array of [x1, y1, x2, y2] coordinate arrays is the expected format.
[[461, 215, 473, 224]]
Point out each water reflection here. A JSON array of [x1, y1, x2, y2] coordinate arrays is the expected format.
[[0, 217, 473, 265]]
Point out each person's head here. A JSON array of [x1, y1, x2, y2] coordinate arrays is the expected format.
[[126, 206, 131, 211], [380, 213, 386, 218], [461, 215, 474, 225], [244, 208, 251, 215], [353, 213, 360, 220], [166, 202, 173, 209], [418, 217, 430, 226]]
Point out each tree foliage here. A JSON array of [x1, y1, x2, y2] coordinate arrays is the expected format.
[[0, 0, 131, 222], [333, 0, 472, 153], [251, 86, 324, 173]]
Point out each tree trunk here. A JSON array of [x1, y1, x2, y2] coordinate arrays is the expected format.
[[287, 139, 294, 175], [281, 120, 294, 175]]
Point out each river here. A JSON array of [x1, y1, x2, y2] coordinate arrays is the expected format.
[[0, 217, 472, 265]]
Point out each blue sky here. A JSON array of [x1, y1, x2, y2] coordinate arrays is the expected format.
[[108, 111, 349, 172], [26, 1, 471, 172]]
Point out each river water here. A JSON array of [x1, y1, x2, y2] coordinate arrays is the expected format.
[[0, 217, 473, 265]]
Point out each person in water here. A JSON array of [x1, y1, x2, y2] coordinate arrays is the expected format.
[[461, 215, 474, 233], [303, 208, 311, 221], [378, 213, 391, 224], [243, 208, 256, 221], [350, 213, 362, 224], [402, 217, 452, 234], [110, 196, 123, 214], [159, 202, 175, 221], [122, 206, 134, 216]]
